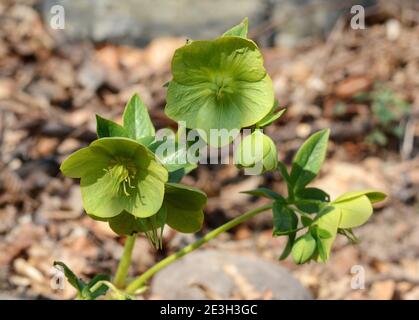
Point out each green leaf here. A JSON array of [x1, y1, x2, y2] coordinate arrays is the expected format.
[[279, 233, 296, 260], [95, 115, 128, 138], [291, 233, 316, 264], [53, 261, 85, 293], [123, 94, 155, 141], [290, 129, 330, 191], [301, 215, 313, 227], [167, 164, 197, 183], [332, 194, 373, 229], [334, 189, 387, 204], [277, 161, 293, 197], [338, 228, 360, 244], [87, 274, 111, 299], [241, 187, 285, 201], [164, 183, 207, 233], [222, 17, 249, 38], [150, 138, 193, 173], [295, 187, 330, 213], [256, 107, 286, 128], [272, 202, 298, 236]]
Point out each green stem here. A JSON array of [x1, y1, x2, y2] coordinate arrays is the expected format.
[[114, 234, 136, 288], [125, 204, 272, 294]]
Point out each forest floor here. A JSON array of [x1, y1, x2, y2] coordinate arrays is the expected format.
[[0, 0, 418, 299]]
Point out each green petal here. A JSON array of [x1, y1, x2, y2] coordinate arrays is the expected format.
[[164, 183, 207, 233], [60, 146, 110, 178], [108, 211, 140, 236], [90, 137, 146, 162], [334, 190, 387, 204], [166, 75, 273, 138], [80, 169, 125, 218], [171, 37, 265, 85], [108, 209, 167, 236], [313, 207, 340, 262], [333, 194, 373, 229], [291, 232, 316, 264], [222, 18, 249, 38], [126, 158, 168, 218]]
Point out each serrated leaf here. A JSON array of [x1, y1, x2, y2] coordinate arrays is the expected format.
[[290, 129, 330, 192], [123, 94, 155, 141], [222, 17, 249, 38], [53, 261, 85, 293], [272, 202, 298, 236], [292, 233, 316, 264], [96, 115, 128, 138], [241, 187, 285, 201]]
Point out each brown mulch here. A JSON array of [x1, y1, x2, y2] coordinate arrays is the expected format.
[[0, 0, 418, 299]]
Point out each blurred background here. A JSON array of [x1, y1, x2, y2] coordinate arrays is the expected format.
[[0, 0, 418, 300]]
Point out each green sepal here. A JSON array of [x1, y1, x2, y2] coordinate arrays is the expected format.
[[222, 17, 249, 38]]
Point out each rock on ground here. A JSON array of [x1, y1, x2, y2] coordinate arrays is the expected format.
[[39, 0, 376, 46], [150, 249, 312, 300]]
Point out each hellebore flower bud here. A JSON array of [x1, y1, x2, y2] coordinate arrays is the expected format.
[[234, 130, 278, 174]]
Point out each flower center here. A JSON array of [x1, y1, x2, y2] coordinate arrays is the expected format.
[[211, 74, 234, 100], [105, 158, 137, 196]]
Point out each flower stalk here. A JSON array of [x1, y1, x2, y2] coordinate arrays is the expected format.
[[114, 234, 137, 288]]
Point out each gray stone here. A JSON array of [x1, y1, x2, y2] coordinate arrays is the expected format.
[[39, 0, 377, 47], [272, 0, 376, 47], [150, 249, 312, 300], [39, 0, 267, 45]]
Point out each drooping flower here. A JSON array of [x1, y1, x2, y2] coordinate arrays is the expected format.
[[60, 137, 168, 219], [165, 35, 274, 144]]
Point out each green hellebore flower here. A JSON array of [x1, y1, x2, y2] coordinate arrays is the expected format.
[[165, 36, 274, 143], [60, 137, 168, 219], [234, 130, 278, 173]]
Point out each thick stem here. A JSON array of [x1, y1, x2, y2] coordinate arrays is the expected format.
[[114, 235, 136, 288], [125, 204, 272, 294]]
